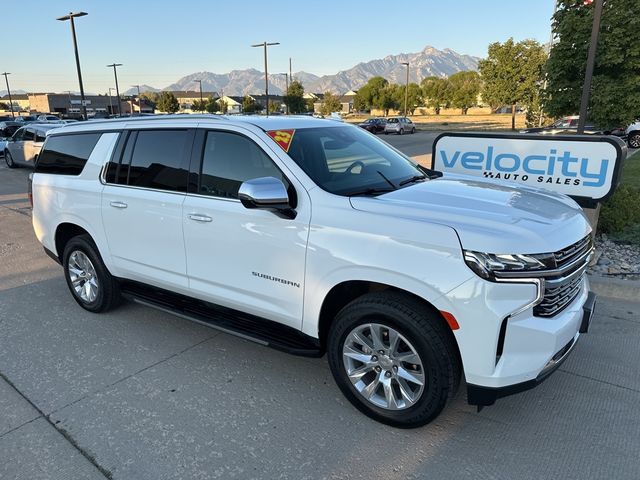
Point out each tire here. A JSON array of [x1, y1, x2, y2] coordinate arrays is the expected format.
[[629, 132, 640, 149], [4, 150, 16, 168], [62, 234, 121, 313], [398, 129, 404, 135], [384, 131, 389, 135], [327, 291, 461, 428], [411, 127, 416, 134]]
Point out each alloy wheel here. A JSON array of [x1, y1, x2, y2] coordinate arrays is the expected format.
[[342, 323, 425, 410], [68, 250, 99, 303]]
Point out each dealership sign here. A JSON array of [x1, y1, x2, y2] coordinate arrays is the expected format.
[[432, 132, 626, 207]]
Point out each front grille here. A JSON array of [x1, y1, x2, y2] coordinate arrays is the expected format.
[[533, 235, 592, 317]]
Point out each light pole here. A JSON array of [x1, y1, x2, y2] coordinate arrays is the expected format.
[[57, 12, 88, 120], [251, 41, 279, 116], [194, 79, 203, 112], [281, 73, 289, 115], [107, 63, 123, 116], [65, 90, 72, 116], [1, 72, 14, 118], [401, 62, 409, 116], [108, 88, 114, 115], [131, 84, 141, 115], [577, 0, 604, 134]]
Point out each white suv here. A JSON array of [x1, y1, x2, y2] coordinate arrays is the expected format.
[[30, 115, 595, 427]]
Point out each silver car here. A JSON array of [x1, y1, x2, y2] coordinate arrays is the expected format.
[[3, 124, 60, 168], [384, 116, 416, 135]]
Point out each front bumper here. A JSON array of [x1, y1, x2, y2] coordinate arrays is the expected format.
[[467, 291, 596, 406]]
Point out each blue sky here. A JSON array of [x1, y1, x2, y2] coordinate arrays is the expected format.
[[3, 0, 555, 94]]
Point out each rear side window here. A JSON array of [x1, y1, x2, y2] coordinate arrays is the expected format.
[[35, 133, 102, 175], [125, 130, 190, 192], [23, 128, 35, 141]]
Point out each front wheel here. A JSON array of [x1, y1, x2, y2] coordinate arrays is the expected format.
[[4, 150, 16, 168], [327, 291, 461, 428], [629, 132, 640, 149], [411, 127, 416, 134], [398, 129, 404, 135], [63, 234, 121, 313]]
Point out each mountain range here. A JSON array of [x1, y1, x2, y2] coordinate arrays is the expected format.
[[128, 45, 478, 96]]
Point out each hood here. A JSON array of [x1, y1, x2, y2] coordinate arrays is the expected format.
[[349, 175, 591, 254]]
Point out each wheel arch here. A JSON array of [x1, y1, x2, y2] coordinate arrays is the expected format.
[[54, 222, 92, 261], [316, 280, 462, 366]]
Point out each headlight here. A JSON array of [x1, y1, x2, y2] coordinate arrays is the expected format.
[[463, 250, 555, 280]]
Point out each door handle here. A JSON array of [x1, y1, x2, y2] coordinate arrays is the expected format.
[[188, 213, 212, 223], [110, 201, 128, 209]]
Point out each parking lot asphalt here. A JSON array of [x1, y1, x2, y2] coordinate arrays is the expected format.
[[1, 147, 640, 479]]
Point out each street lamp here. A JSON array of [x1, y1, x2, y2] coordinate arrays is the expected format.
[[108, 88, 114, 115], [131, 84, 141, 115], [577, 0, 604, 134], [401, 62, 409, 116], [106, 63, 123, 116], [194, 79, 203, 112], [280, 73, 289, 115], [251, 41, 280, 116], [1, 72, 14, 118], [57, 11, 88, 120]]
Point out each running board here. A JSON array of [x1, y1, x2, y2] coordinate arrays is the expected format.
[[120, 281, 322, 357]]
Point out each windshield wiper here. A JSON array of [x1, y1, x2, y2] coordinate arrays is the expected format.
[[347, 187, 396, 197], [398, 174, 427, 186], [376, 170, 397, 190]]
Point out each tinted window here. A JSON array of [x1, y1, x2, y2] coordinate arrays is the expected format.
[[23, 128, 36, 141], [36, 133, 102, 175], [199, 131, 284, 199], [287, 126, 422, 196], [12, 127, 25, 141], [35, 130, 47, 142], [126, 130, 189, 192]]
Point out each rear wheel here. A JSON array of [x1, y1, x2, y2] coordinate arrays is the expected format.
[[399, 129, 404, 135], [327, 291, 461, 428], [63, 234, 121, 313], [4, 150, 16, 168], [629, 132, 640, 149]]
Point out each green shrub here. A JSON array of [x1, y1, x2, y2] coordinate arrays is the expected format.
[[599, 184, 640, 234]]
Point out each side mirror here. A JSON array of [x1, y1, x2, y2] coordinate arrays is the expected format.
[[238, 177, 296, 219]]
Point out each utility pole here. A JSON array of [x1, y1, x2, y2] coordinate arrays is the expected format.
[[108, 88, 114, 115], [194, 79, 203, 112], [57, 11, 88, 120], [1, 72, 14, 118], [401, 62, 409, 116], [131, 84, 141, 115], [107, 63, 123, 116], [289, 57, 292, 82], [281, 73, 289, 115], [251, 41, 279, 116], [577, 0, 604, 134]]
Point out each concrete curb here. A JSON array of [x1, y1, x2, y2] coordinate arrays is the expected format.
[[587, 274, 640, 301]]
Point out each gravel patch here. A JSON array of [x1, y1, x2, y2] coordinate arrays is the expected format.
[[590, 234, 640, 280]]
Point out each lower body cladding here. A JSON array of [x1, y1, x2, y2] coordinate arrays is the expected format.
[[433, 275, 596, 407]]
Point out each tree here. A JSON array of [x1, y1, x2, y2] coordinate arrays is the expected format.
[[478, 38, 547, 129], [421, 77, 452, 114], [241, 96, 262, 113], [545, 0, 640, 129], [354, 76, 389, 112], [156, 91, 179, 113], [393, 83, 423, 115], [268, 100, 282, 114], [205, 97, 220, 113], [140, 91, 159, 103], [191, 99, 208, 112], [320, 91, 342, 116], [448, 71, 481, 115], [284, 80, 306, 114]]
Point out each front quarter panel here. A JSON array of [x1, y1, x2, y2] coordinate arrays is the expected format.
[[301, 190, 473, 337]]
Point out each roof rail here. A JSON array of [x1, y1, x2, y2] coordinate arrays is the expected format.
[[80, 113, 228, 126]]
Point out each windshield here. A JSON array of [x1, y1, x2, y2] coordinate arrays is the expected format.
[[285, 125, 424, 196]]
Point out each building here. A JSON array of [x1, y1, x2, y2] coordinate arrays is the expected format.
[[249, 94, 285, 112], [168, 91, 218, 112], [219, 96, 243, 114], [0, 94, 30, 112], [28, 93, 113, 117]]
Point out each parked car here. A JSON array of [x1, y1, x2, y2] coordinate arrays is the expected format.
[[30, 115, 594, 427], [3, 124, 60, 168], [625, 121, 640, 148], [36, 114, 63, 123], [384, 116, 415, 135], [521, 115, 625, 137], [357, 118, 387, 134], [15, 115, 40, 124], [0, 120, 21, 138]]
